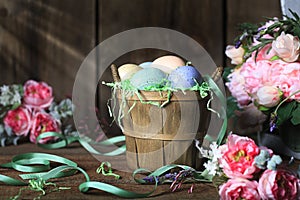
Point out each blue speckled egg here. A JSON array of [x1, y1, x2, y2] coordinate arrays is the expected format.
[[168, 66, 203, 89], [130, 68, 167, 90]]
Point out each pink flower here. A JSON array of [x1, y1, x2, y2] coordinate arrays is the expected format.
[[272, 32, 300, 62], [218, 134, 260, 179], [225, 68, 251, 107], [225, 45, 245, 65], [3, 106, 32, 137], [251, 43, 276, 61], [226, 57, 300, 106], [271, 60, 300, 100], [255, 85, 281, 107], [23, 80, 53, 109], [240, 59, 273, 94], [30, 112, 60, 144], [258, 169, 299, 200], [219, 178, 260, 200]]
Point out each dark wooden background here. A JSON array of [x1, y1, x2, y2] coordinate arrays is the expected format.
[[0, 0, 281, 135]]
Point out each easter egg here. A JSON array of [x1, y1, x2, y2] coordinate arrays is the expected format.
[[168, 66, 203, 89], [130, 68, 167, 90], [118, 64, 142, 81], [152, 55, 185, 74], [139, 61, 152, 68]]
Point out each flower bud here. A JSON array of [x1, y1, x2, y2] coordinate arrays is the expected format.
[[225, 45, 245, 65], [256, 86, 281, 107]]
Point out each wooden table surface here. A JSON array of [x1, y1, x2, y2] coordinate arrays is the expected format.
[[0, 142, 219, 200]]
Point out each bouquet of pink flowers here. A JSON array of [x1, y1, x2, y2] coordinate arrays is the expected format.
[[0, 80, 74, 146], [199, 133, 300, 199], [225, 10, 300, 132]]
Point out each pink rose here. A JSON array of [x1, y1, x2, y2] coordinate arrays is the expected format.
[[3, 106, 32, 136], [272, 32, 300, 62], [219, 178, 260, 200], [255, 85, 281, 107], [219, 134, 260, 179], [225, 45, 245, 65], [258, 169, 299, 200], [23, 80, 53, 109], [30, 112, 60, 144]]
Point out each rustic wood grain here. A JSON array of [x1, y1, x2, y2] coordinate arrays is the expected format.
[[0, 143, 220, 199], [226, 0, 282, 44], [0, 0, 95, 99], [118, 91, 210, 171]]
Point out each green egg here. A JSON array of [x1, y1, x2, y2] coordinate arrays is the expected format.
[[130, 68, 167, 90]]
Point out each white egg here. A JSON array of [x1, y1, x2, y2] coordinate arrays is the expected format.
[[152, 55, 185, 74], [118, 64, 142, 81]]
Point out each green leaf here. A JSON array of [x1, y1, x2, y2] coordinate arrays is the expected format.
[[270, 55, 280, 61], [212, 174, 228, 189], [276, 101, 297, 125], [258, 105, 271, 112], [291, 103, 300, 125], [11, 103, 21, 110], [292, 26, 300, 38], [222, 67, 233, 82], [289, 9, 300, 21], [226, 96, 240, 118]]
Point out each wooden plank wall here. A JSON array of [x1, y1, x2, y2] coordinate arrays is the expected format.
[[0, 0, 281, 135]]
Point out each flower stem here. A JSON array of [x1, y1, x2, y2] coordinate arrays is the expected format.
[[274, 89, 300, 115]]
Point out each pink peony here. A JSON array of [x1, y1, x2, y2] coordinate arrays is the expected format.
[[4, 106, 32, 137], [30, 112, 60, 144], [272, 32, 300, 62], [225, 68, 251, 107], [271, 60, 300, 100], [240, 59, 273, 94], [23, 80, 53, 109], [226, 57, 300, 107], [219, 178, 260, 200], [255, 85, 281, 107], [218, 134, 260, 179], [258, 169, 299, 200], [225, 45, 245, 65]]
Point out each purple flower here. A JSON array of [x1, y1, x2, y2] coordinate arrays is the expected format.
[[235, 40, 242, 48], [269, 113, 278, 133]]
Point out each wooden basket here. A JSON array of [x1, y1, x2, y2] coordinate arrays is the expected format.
[[111, 64, 222, 170]]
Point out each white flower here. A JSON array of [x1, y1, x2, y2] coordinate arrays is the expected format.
[[0, 85, 9, 93], [0, 85, 22, 106], [199, 147, 211, 159], [11, 92, 21, 105], [204, 160, 218, 176], [0, 95, 10, 106], [209, 142, 223, 162]]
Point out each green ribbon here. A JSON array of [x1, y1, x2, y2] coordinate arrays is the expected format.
[[203, 75, 227, 145], [0, 152, 162, 198], [36, 132, 126, 156]]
